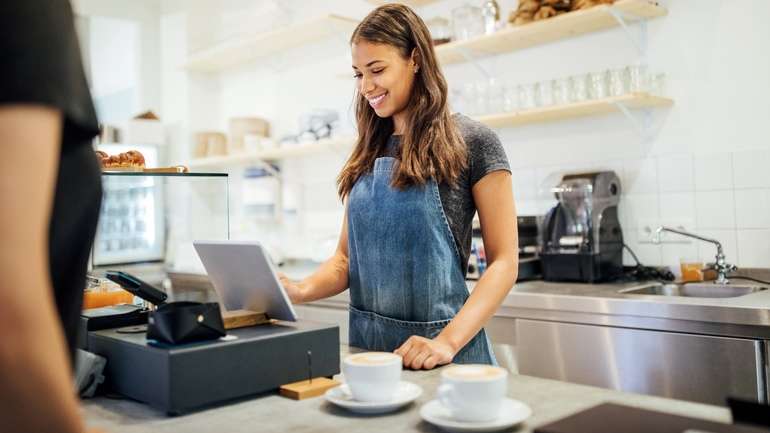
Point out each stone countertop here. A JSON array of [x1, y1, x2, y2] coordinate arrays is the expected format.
[[278, 261, 770, 334], [82, 345, 730, 433]]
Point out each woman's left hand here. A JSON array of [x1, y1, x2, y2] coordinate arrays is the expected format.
[[394, 335, 456, 370]]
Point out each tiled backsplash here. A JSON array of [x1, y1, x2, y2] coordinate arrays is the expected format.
[[513, 148, 770, 271]]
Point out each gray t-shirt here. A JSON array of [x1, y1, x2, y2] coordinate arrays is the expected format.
[[383, 114, 511, 275]]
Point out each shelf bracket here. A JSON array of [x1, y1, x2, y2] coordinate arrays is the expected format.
[[456, 47, 492, 80], [612, 101, 653, 141], [608, 7, 648, 59]]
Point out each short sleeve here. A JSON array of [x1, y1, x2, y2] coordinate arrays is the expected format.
[[0, 0, 99, 142], [456, 115, 511, 186]]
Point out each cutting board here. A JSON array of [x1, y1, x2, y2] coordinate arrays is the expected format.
[[535, 403, 770, 433]]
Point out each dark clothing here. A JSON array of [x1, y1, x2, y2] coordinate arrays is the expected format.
[[384, 114, 511, 275], [0, 0, 102, 361]]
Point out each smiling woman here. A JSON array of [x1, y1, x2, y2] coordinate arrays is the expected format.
[[279, 4, 519, 371]]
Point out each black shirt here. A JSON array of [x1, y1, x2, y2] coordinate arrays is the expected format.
[[0, 1, 102, 361]]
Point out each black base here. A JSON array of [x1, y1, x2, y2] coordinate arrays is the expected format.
[[88, 320, 340, 415]]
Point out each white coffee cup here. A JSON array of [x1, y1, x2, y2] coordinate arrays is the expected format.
[[342, 352, 402, 402], [437, 364, 508, 422]]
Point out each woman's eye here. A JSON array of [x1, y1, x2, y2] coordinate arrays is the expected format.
[[353, 73, 362, 79], [372, 69, 384, 74]]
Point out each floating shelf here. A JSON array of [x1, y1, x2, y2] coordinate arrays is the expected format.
[[184, 14, 359, 73], [472, 93, 673, 128], [187, 136, 356, 168], [435, 0, 666, 65]]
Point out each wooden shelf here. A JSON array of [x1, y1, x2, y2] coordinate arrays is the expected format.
[[184, 14, 359, 73], [365, 0, 440, 6], [435, 0, 666, 65], [187, 136, 355, 168], [472, 93, 673, 128]]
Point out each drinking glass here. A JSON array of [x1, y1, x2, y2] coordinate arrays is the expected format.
[[570, 74, 589, 102], [608, 68, 628, 97], [536, 80, 554, 107], [518, 83, 536, 109], [626, 64, 649, 93], [552, 77, 571, 105], [589, 71, 608, 100]]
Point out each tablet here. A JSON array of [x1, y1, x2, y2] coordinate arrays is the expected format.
[[193, 240, 297, 322]]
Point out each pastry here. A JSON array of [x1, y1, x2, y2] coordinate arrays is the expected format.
[[542, 0, 571, 11], [534, 5, 558, 20], [96, 150, 146, 169], [518, 0, 542, 13]]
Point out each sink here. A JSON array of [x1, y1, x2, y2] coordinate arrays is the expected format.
[[620, 282, 767, 298]]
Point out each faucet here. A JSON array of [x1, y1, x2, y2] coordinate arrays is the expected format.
[[654, 226, 737, 284]]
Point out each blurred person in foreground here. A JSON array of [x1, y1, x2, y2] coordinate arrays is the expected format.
[[0, 1, 103, 432]]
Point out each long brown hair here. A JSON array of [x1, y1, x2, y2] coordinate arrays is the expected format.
[[337, 4, 467, 200]]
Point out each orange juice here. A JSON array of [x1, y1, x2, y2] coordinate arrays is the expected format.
[[83, 289, 135, 309], [680, 261, 704, 282]]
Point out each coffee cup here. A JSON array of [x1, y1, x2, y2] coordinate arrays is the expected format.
[[342, 352, 402, 402], [437, 364, 508, 422]]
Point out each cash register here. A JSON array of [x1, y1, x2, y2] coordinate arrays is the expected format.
[[80, 171, 339, 415]]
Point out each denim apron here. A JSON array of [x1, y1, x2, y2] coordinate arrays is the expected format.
[[347, 156, 496, 365]]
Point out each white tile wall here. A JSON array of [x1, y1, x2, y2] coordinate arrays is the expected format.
[[736, 229, 770, 268], [733, 149, 770, 189], [734, 189, 770, 229], [657, 154, 694, 193], [694, 153, 733, 191], [694, 190, 736, 229]]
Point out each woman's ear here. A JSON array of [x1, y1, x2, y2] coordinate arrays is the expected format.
[[410, 49, 421, 74]]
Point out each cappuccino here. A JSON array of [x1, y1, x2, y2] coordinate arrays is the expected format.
[[342, 352, 403, 402], [346, 352, 401, 366], [443, 365, 506, 381]]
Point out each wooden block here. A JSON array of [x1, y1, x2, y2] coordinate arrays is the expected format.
[[221, 310, 270, 330], [279, 377, 340, 400]]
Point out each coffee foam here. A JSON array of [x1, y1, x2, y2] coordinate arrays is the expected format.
[[346, 352, 400, 366], [443, 365, 505, 380]]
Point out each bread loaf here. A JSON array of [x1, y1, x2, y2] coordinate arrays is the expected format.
[[96, 150, 146, 169]]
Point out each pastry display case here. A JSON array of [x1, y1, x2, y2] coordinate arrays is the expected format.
[[91, 171, 229, 274]]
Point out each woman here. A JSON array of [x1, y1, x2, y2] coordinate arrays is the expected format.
[[281, 4, 518, 369]]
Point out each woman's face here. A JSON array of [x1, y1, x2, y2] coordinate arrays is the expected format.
[[352, 40, 416, 119]]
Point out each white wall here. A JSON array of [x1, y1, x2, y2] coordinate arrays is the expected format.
[[161, 0, 770, 270]]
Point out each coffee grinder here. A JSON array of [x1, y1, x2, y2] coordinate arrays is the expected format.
[[540, 171, 623, 283]]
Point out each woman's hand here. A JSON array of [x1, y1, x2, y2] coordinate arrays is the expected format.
[[394, 335, 457, 370], [277, 272, 305, 304]]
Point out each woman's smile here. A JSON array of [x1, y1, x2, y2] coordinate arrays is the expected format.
[[367, 92, 388, 109]]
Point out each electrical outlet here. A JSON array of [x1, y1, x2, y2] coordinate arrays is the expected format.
[[637, 219, 695, 243]]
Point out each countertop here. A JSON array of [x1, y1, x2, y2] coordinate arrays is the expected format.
[[279, 261, 770, 339], [82, 345, 731, 433]]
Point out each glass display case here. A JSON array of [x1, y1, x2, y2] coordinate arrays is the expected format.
[[92, 172, 229, 276]]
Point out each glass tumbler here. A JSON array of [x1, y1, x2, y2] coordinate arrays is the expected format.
[[626, 64, 649, 93], [536, 80, 554, 107], [570, 74, 589, 102], [589, 71, 608, 100], [608, 68, 628, 97], [552, 77, 571, 105], [649, 73, 666, 96], [518, 83, 537, 110], [452, 5, 484, 41]]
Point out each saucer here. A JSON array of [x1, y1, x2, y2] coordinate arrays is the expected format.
[[324, 381, 422, 414], [420, 398, 532, 432]]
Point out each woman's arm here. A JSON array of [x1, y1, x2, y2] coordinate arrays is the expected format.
[[279, 207, 350, 303], [0, 105, 86, 433], [396, 170, 518, 369]]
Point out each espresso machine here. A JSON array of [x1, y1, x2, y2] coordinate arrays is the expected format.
[[540, 171, 623, 283]]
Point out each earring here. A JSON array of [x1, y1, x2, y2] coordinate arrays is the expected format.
[[414, 66, 419, 74]]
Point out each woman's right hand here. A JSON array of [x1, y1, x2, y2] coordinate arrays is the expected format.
[[278, 272, 305, 304]]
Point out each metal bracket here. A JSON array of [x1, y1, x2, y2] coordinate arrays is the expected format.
[[456, 47, 492, 80], [612, 101, 653, 141], [608, 7, 648, 60]]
